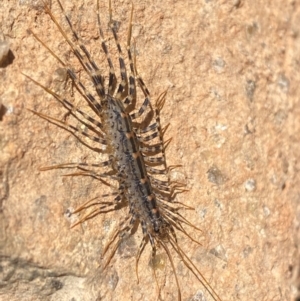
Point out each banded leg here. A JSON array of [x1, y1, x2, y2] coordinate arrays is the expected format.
[[96, 0, 119, 96], [128, 47, 156, 120], [71, 194, 122, 228], [106, 0, 129, 99], [124, 3, 137, 108], [135, 92, 169, 171], [27, 74, 107, 139], [39, 160, 111, 171], [135, 122, 159, 134], [130, 97, 151, 120], [102, 215, 136, 269], [29, 109, 107, 148], [26, 31, 102, 114], [127, 37, 154, 119], [45, 0, 106, 99], [143, 155, 165, 165]]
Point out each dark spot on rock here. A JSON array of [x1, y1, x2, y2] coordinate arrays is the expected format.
[[51, 279, 63, 290], [207, 166, 226, 185], [246, 80, 256, 101]]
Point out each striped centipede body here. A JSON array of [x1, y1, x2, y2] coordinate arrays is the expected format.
[[25, 1, 223, 300]]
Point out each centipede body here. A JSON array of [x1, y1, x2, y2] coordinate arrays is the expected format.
[[25, 1, 223, 300]]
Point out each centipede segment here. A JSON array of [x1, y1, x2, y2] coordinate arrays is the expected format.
[[26, 1, 222, 300]]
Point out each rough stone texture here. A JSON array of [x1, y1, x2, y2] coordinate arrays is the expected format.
[[0, 0, 299, 300]]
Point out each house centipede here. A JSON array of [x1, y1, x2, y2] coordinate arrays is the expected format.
[[25, 1, 223, 300]]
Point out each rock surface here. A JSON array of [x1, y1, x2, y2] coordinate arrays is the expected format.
[[0, 0, 299, 300]]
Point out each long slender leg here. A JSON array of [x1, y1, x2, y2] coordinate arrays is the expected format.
[[135, 236, 147, 283], [124, 4, 137, 107], [96, 0, 118, 95], [105, 0, 129, 99], [29, 109, 107, 145], [39, 160, 111, 171], [25, 31, 102, 114], [25, 73, 105, 136], [46, 0, 106, 99]]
